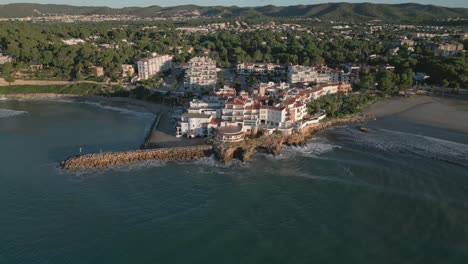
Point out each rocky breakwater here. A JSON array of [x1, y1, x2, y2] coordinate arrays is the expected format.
[[61, 145, 213, 169], [213, 115, 374, 164]]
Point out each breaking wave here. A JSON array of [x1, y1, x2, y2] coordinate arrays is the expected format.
[[0, 109, 27, 118], [81, 101, 154, 117], [334, 126, 468, 166]]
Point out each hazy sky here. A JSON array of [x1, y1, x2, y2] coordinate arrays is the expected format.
[[0, 0, 467, 8]]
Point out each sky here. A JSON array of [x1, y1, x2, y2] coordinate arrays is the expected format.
[[0, 0, 467, 8]]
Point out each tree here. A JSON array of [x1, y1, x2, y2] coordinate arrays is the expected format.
[[377, 70, 395, 94]]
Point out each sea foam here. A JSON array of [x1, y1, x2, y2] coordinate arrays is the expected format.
[[0, 109, 28, 118], [81, 101, 155, 117]]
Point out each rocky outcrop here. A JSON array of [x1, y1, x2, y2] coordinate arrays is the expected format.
[[213, 135, 286, 164], [62, 145, 213, 169], [213, 115, 374, 164]]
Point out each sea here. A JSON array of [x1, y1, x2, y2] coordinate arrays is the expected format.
[[1, 99, 468, 264]]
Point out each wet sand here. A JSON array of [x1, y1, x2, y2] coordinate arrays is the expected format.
[[365, 95, 468, 133]]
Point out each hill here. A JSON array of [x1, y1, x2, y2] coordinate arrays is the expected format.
[[0, 2, 467, 22]]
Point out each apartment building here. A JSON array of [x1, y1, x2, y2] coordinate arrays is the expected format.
[[237, 63, 286, 75], [184, 56, 217, 90], [137, 54, 173, 80], [288, 65, 331, 84], [429, 42, 464, 57]]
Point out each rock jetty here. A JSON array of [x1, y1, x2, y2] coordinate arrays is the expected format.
[[61, 145, 213, 169], [213, 115, 373, 164]]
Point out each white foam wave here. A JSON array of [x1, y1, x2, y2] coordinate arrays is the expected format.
[[81, 101, 155, 117], [338, 126, 468, 165], [267, 137, 341, 160], [0, 108, 27, 118]]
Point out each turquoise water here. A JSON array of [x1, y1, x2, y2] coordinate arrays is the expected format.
[[1, 100, 468, 264]]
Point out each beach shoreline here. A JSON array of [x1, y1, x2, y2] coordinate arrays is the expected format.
[[364, 95, 468, 133], [0, 93, 207, 149]]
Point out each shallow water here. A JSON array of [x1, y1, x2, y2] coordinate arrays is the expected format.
[[1, 100, 468, 264]]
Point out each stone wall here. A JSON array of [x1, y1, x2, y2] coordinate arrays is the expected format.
[[61, 145, 213, 169]]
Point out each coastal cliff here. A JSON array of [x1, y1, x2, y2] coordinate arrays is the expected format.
[[61, 145, 213, 169], [213, 115, 374, 164]]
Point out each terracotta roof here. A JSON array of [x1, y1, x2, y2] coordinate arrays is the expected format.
[[209, 118, 219, 125], [226, 98, 246, 105], [260, 105, 286, 111]]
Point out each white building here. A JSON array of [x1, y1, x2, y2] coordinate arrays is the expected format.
[[237, 63, 285, 75], [176, 113, 216, 138], [62, 38, 86, 45], [288, 65, 331, 84], [185, 56, 217, 90], [137, 54, 173, 80], [0, 53, 12, 64], [259, 106, 289, 129]]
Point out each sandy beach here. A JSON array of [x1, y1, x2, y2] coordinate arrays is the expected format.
[[364, 95, 468, 133]]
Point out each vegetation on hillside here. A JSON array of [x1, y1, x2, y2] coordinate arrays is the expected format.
[[307, 92, 376, 118], [0, 3, 466, 22]]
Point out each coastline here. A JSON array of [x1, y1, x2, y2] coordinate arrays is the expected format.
[[1, 93, 374, 168], [8, 92, 467, 168]]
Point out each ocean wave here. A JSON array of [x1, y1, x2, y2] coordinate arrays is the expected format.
[[179, 155, 250, 170], [0, 108, 28, 118], [335, 126, 468, 166], [81, 101, 155, 117]]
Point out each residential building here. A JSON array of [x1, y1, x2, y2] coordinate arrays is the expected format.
[[216, 126, 244, 142], [90, 66, 104, 77], [176, 113, 216, 138], [121, 64, 135, 77], [62, 38, 85, 45], [0, 53, 12, 64], [429, 42, 464, 57], [184, 56, 217, 90], [137, 54, 173, 80], [259, 105, 288, 129], [288, 65, 331, 84], [237, 63, 286, 75]]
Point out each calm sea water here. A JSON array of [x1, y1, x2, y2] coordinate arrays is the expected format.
[[1, 100, 468, 264]]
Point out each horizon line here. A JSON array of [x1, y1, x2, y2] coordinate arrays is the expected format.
[[1, 2, 467, 9]]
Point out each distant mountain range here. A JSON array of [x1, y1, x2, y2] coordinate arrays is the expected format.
[[0, 2, 467, 21]]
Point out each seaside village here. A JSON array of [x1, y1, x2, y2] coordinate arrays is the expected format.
[[134, 53, 362, 142], [134, 54, 354, 142]]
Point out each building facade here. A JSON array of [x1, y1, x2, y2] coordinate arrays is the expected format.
[[237, 63, 286, 76], [137, 54, 173, 80], [288, 65, 331, 84], [184, 56, 217, 90]]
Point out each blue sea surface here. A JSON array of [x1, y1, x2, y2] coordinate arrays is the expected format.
[[1, 100, 468, 264]]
